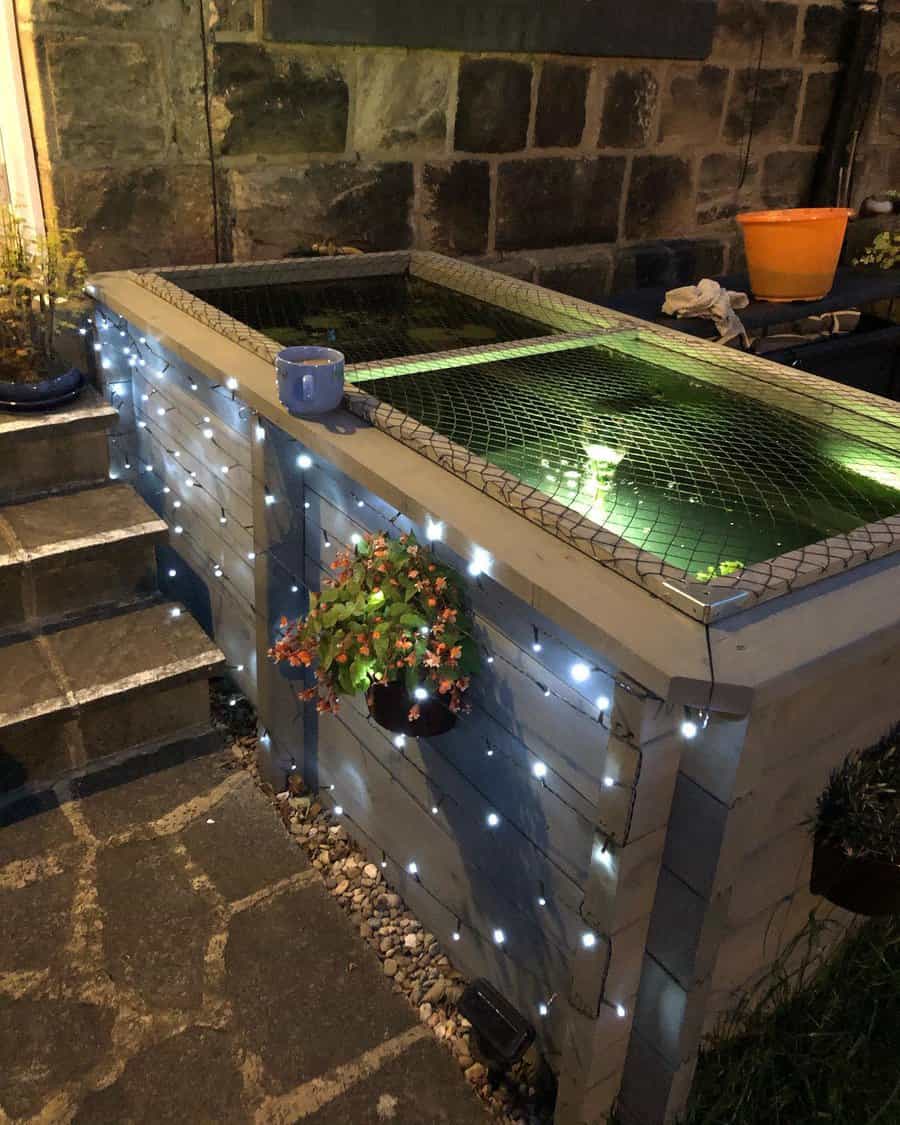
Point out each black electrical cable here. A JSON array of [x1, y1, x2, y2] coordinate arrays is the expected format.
[[198, 0, 221, 262], [737, 14, 766, 192]]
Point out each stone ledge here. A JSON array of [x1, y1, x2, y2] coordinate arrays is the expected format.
[[0, 386, 117, 439], [0, 483, 166, 563], [0, 602, 224, 733]]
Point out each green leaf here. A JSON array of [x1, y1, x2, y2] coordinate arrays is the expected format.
[[350, 658, 372, 692], [338, 664, 355, 695], [317, 635, 335, 670], [400, 612, 426, 629], [321, 606, 343, 629]]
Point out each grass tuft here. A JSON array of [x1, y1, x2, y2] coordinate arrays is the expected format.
[[680, 913, 900, 1125]]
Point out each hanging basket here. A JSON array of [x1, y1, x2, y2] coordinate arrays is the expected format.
[[810, 835, 900, 916], [367, 681, 457, 738]]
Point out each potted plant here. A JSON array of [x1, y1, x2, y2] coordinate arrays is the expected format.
[[809, 723, 900, 915], [270, 531, 480, 737], [852, 230, 900, 272], [0, 206, 88, 409]]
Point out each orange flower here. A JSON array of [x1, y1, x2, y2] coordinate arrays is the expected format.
[[336, 653, 348, 664], [372, 630, 381, 639], [280, 616, 288, 628], [359, 645, 370, 656], [408, 569, 419, 579], [449, 645, 462, 661], [427, 597, 437, 607], [408, 703, 421, 722], [434, 576, 447, 591], [298, 650, 313, 666], [424, 651, 441, 668], [438, 679, 453, 694]]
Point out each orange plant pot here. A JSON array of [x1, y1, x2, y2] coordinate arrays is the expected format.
[[737, 208, 854, 302]]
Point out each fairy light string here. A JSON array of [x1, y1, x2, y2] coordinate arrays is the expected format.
[[103, 312, 681, 857], [87, 302, 712, 1025]]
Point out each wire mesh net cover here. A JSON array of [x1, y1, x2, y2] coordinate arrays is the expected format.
[[187, 272, 558, 365], [131, 255, 900, 618], [346, 335, 900, 588]]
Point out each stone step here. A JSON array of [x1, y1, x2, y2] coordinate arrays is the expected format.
[[0, 387, 118, 504], [0, 602, 225, 794], [0, 484, 168, 640]]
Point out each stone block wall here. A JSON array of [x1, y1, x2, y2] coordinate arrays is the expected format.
[[14, 0, 900, 293]]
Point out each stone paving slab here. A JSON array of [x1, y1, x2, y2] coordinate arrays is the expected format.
[[98, 836, 214, 1009], [226, 880, 415, 1091], [0, 996, 116, 1119], [181, 777, 308, 902], [72, 730, 230, 835], [0, 791, 74, 864], [73, 1025, 246, 1125], [305, 1036, 495, 1125], [0, 734, 490, 1124], [0, 870, 76, 973]]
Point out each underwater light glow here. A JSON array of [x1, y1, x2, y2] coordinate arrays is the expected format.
[[584, 443, 625, 465]]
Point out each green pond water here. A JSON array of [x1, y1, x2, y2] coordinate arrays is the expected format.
[[191, 274, 555, 365], [359, 343, 900, 577]]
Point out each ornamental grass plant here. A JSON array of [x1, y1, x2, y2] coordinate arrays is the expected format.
[[813, 722, 900, 864]]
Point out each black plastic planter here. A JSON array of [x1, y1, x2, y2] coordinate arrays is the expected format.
[[367, 681, 457, 738], [810, 836, 900, 916], [0, 367, 85, 411]]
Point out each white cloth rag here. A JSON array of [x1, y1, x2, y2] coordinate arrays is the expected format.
[[662, 279, 750, 346]]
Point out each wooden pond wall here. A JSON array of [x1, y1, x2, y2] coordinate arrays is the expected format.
[[92, 292, 900, 1125]]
